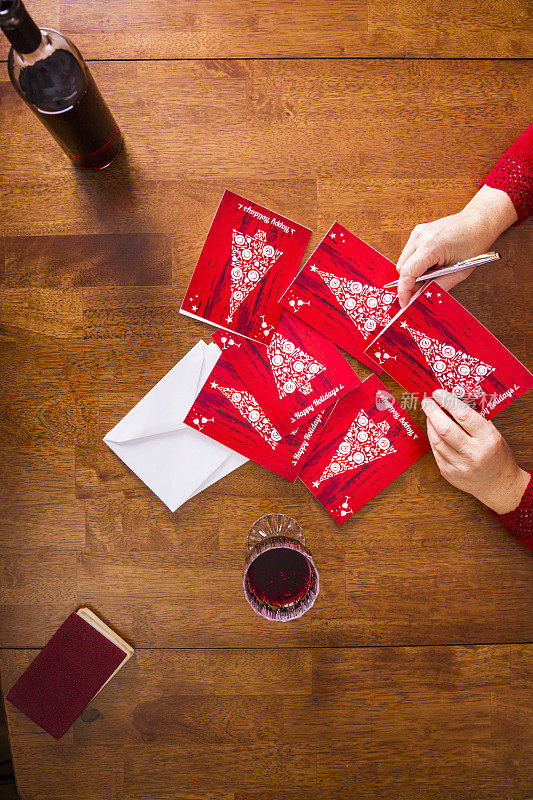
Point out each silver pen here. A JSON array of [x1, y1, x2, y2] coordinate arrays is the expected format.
[[383, 251, 501, 289]]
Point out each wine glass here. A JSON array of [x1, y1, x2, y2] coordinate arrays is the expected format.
[[243, 514, 319, 621]]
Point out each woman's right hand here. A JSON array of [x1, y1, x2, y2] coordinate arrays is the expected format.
[[421, 389, 530, 516], [396, 185, 518, 307]]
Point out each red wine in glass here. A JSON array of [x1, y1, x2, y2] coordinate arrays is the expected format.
[[246, 545, 313, 607], [243, 515, 319, 621]]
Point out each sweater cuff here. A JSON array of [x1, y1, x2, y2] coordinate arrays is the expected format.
[[478, 124, 533, 224], [491, 471, 533, 551], [479, 160, 532, 225]]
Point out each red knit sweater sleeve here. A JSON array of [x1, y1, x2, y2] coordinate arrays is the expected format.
[[479, 124, 533, 223], [492, 471, 533, 551]]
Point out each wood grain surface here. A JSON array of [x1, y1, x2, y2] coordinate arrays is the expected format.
[[0, 4, 532, 797], [0, 0, 532, 60]]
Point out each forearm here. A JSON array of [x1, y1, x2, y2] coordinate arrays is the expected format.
[[457, 185, 518, 250], [479, 466, 530, 515]]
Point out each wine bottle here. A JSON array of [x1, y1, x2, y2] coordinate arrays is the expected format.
[[0, 0, 122, 169]]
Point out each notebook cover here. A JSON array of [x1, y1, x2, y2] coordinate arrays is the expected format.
[[212, 312, 361, 436], [280, 222, 400, 370], [299, 375, 429, 524], [364, 281, 533, 419], [184, 354, 327, 481], [6, 612, 127, 739], [180, 190, 312, 345]]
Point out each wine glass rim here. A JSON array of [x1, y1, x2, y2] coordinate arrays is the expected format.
[[243, 537, 319, 622], [244, 535, 313, 566], [247, 513, 305, 551], [249, 512, 303, 530]]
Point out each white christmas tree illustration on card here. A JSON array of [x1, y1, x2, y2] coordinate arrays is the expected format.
[[228, 229, 283, 322], [313, 410, 396, 487], [310, 265, 396, 339], [211, 380, 282, 450], [400, 322, 495, 400], [267, 332, 325, 399]]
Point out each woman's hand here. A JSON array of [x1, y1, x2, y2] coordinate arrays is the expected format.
[[396, 185, 518, 307], [421, 389, 530, 515]]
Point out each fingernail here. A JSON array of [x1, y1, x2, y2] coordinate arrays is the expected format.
[[421, 398, 433, 412], [432, 389, 445, 402]]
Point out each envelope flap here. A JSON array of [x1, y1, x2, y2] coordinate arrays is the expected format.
[[105, 341, 220, 443]]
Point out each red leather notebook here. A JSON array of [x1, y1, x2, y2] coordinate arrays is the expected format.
[[6, 609, 133, 739]]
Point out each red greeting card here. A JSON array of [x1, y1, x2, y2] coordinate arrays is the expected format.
[[212, 312, 361, 436], [184, 351, 327, 481], [299, 375, 429, 525], [280, 222, 400, 370], [364, 281, 533, 419], [180, 190, 312, 345]]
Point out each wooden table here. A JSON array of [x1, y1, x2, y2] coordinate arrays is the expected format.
[[1, 2, 532, 798]]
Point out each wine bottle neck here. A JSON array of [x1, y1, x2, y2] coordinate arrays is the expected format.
[[0, 0, 42, 54]]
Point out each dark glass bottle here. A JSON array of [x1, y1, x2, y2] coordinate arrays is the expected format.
[[0, 0, 122, 169]]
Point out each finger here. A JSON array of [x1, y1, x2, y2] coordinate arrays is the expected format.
[[426, 427, 455, 472], [432, 389, 488, 437], [397, 272, 417, 308], [432, 448, 455, 482], [433, 446, 451, 470], [396, 232, 418, 273], [426, 419, 459, 462], [421, 396, 470, 451], [397, 248, 437, 307]]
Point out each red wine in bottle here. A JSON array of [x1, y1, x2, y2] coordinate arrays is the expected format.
[[0, 0, 122, 169], [245, 546, 313, 607]]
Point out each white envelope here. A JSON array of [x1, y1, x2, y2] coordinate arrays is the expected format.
[[103, 340, 248, 512]]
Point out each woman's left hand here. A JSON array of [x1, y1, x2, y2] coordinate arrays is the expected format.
[[421, 389, 530, 515]]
